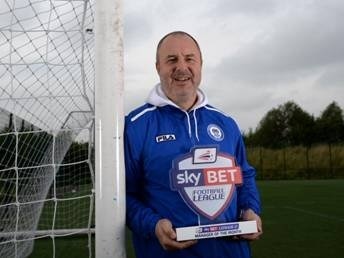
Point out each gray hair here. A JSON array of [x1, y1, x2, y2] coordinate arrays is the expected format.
[[155, 31, 203, 63]]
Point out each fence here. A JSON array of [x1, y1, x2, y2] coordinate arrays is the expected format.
[[246, 143, 344, 180]]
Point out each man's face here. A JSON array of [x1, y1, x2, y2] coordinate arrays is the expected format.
[[156, 34, 202, 109]]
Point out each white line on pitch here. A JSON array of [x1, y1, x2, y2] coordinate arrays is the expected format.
[[284, 206, 344, 222]]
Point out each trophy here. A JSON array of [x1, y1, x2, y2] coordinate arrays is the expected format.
[[170, 146, 258, 241]]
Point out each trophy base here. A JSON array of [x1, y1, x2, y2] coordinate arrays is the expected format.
[[176, 220, 257, 241]]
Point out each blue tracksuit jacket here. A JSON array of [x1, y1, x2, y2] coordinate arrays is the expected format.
[[125, 84, 261, 258]]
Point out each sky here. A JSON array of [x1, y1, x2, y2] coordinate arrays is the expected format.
[[123, 0, 344, 133]]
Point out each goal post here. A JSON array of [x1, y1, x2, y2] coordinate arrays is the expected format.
[[95, 0, 126, 258], [0, 0, 126, 257]]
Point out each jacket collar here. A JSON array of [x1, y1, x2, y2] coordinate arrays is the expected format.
[[146, 83, 208, 111]]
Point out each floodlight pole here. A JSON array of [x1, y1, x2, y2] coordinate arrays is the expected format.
[[95, 0, 126, 257]]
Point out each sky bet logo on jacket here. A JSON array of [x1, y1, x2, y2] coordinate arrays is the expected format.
[[170, 146, 242, 220]]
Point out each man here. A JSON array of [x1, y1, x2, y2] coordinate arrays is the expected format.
[[125, 31, 262, 258]]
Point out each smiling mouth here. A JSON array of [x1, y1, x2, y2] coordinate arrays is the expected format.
[[174, 76, 191, 82]]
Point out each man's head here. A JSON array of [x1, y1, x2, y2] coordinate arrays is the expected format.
[[155, 31, 203, 110]]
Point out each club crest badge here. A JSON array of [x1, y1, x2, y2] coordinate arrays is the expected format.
[[170, 146, 242, 220], [207, 124, 224, 141]]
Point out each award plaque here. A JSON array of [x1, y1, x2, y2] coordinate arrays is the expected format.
[[176, 220, 258, 241], [170, 145, 256, 241]]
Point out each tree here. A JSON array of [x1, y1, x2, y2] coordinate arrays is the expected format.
[[254, 108, 285, 148], [315, 101, 344, 143], [252, 101, 315, 148], [283, 102, 315, 146]]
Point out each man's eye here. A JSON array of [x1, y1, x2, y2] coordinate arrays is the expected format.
[[167, 58, 177, 63], [186, 57, 196, 63]]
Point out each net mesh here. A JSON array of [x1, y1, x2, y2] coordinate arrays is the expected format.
[[0, 0, 95, 257]]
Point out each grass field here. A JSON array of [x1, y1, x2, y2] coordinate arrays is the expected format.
[[29, 179, 344, 258], [251, 179, 344, 258]]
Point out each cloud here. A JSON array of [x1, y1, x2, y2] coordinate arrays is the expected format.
[[211, 1, 344, 85], [124, 11, 153, 49], [208, 0, 280, 16], [315, 64, 344, 89]]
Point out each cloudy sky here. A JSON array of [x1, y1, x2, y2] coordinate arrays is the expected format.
[[123, 0, 344, 133]]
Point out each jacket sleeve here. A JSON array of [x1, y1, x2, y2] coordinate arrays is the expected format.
[[124, 117, 162, 238], [235, 132, 261, 215]]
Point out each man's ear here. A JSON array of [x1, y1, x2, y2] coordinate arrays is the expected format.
[[155, 62, 160, 73]]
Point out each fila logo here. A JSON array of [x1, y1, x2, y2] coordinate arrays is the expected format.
[[156, 134, 176, 143]]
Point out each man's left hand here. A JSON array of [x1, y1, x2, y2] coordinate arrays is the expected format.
[[239, 208, 263, 241]]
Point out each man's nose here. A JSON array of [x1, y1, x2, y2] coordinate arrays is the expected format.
[[176, 60, 188, 71]]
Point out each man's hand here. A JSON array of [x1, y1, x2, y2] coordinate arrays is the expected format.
[[239, 209, 263, 241], [155, 219, 197, 251]]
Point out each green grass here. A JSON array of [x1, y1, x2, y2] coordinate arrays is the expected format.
[[29, 235, 94, 258], [251, 179, 344, 258], [29, 180, 344, 258]]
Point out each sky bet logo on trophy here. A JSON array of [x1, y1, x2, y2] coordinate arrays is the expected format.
[[170, 146, 258, 241]]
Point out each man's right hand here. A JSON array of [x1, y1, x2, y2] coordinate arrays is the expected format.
[[155, 219, 197, 251]]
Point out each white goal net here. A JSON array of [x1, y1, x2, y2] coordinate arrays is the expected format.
[[0, 0, 96, 257]]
